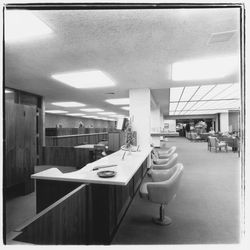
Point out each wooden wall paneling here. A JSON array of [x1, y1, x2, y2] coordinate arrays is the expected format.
[[115, 184, 131, 225], [89, 135, 94, 144], [37, 108, 43, 164], [42, 147, 76, 167], [91, 184, 116, 244], [23, 105, 36, 193], [13, 184, 88, 244], [36, 179, 81, 213], [5, 102, 16, 188], [133, 167, 142, 195], [75, 148, 91, 169], [15, 104, 26, 185]]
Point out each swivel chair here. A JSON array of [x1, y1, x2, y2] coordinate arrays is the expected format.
[[148, 153, 178, 176], [140, 163, 184, 225], [152, 146, 176, 160]]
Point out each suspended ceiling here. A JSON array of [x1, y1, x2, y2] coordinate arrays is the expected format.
[[4, 6, 241, 118]]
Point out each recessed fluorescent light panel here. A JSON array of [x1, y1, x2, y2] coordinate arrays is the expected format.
[[97, 112, 116, 115], [106, 98, 129, 105], [172, 55, 237, 81], [52, 102, 86, 107], [51, 70, 115, 89], [80, 108, 104, 112], [5, 10, 53, 42], [67, 113, 86, 117], [121, 106, 130, 111], [45, 110, 68, 114], [169, 83, 240, 116], [5, 89, 13, 93]]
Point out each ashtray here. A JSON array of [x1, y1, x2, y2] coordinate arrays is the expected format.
[[97, 170, 117, 178]]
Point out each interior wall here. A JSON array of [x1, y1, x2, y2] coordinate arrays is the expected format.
[[228, 111, 240, 132], [164, 120, 176, 132], [220, 112, 229, 132], [45, 113, 115, 129]]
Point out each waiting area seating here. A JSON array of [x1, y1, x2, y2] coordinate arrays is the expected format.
[[208, 136, 228, 152], [140, 163, 184, 225], [152, 146, 177, 161]]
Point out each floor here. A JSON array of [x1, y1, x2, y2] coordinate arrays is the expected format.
[[112, 137, 241, 244], [4, 137, 242, 244]]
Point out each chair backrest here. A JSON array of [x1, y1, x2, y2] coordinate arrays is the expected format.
[[209, 137, 218, 147], [94, 145, 106, 160], [153, 153, 178, 170], [165, 153, 178, 168], [166, 146, 176, 156], [147, 163, 184, 204]]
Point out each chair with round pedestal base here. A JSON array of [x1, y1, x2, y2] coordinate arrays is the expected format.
[[140, 163, 184, 225]]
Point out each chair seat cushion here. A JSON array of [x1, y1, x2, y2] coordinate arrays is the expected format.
[[139, 183, 149, 199]]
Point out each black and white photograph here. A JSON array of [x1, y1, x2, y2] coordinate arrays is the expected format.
[[1, 0, 249, 248]]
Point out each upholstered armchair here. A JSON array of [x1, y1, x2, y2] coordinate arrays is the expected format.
[[209, 136, 228, 152], [139, 163, 184, 225], [152, 146, 177, 160], [148, 153, 178, 176]]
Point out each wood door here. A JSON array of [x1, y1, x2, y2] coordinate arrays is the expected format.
[[5, 102, 36, 189]]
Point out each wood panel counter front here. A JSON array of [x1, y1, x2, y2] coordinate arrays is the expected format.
[[31, 146, 152, 244]]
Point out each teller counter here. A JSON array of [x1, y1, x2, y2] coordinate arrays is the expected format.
[[28, 146, 152, 245]]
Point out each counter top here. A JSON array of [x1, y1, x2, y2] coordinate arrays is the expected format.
[[31, 146, 152, 186]]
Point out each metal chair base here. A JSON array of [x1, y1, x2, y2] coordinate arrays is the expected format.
[[152, 216, 172, 225]]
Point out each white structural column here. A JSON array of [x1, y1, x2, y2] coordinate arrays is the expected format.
[[220, 112, 229, 132], [160, 112, 164, 129], [129, 89, 151, 149]]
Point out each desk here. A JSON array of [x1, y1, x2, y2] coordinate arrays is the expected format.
[[31, 147, 152, 244]]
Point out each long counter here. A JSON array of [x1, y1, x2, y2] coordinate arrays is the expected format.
[[32, 147, 152, 186], [31, 146, 152, 244]]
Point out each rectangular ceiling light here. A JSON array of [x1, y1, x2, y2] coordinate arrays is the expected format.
[[51, 70, 115, 89], [172, 55, 237, 81], [180, 86, 199, 101], [106, 98, 129, 105], [213, 83, 240, 100], [189, 101, 208, 110], [121, 106, 130, 111], [5, 89, 13, 93], [176, 102, 187, 111], [52, 102, 86, 107], [97, 112, 116, 115], [5, 10, 53, 42], [191, 85, 215, 101], [201, 84, 232, 100], [67, 113, 86, 117], [182, 101, 197, 111], [169, 102, 178, 111], [170, 87, 184, 102], [80, 108, 104, 112], [45, 110, 68, 114]]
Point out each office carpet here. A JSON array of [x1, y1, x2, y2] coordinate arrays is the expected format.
[[112, 137, 241, 244], [5, 137, 241, 244]]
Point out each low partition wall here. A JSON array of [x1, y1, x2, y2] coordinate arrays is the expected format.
[[42, 146, 93, 169], [46, 127, 109, 136], [7, 185, 89, 244], [8, 159, 148, 245], [46, 132, 108, 147]]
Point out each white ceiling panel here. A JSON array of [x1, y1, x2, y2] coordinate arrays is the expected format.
[[191, 85, 215, 101], [4, 7, 241, 117], [176, 102, 188, 111], [202, 83, 232, 100], [180, 86, 199, 101], [170, 87, 184, 102]]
